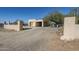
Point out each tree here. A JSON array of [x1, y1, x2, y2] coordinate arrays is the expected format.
[[43, 12, 64, 26], [66, 8, 79, 24], [66, 8, 79, 17]]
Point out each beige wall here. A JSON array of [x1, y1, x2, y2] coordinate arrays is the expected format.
[[61, 17, 79, 40], [4, 21, 23, 31], [74, 25, 79, 38], [4, 25, 20, 31], [30, 21, 36, 27]]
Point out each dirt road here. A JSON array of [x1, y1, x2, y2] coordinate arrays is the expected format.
[[0, 27, 79, 51], [0, 27, 55, 51]]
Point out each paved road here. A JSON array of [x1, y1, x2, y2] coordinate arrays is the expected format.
[[0, 27, 57, 51]]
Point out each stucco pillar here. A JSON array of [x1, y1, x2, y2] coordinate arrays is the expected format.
[[42, 20, 44, 27], [61, 17, 76, 40], [17, 21, 23, 31]]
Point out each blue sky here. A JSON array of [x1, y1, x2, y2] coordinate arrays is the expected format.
[[0, 7, 71, 23]]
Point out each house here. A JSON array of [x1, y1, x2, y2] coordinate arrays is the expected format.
[[28, 19, 44, 27]]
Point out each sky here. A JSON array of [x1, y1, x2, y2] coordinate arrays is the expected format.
[[0, 7, 71, 23]]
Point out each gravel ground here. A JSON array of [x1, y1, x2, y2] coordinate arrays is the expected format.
[[0, 27, 79, 51]]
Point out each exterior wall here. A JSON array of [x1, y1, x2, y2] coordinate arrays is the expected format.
[[4, 21, 23, 31], [4, 25, 19, 31], [61, 17, 77, 40]]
